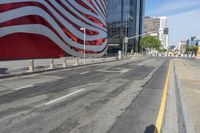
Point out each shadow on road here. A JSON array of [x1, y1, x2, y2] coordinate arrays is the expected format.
[[0, 68, 9, 74], [144, 124, 158, 133]]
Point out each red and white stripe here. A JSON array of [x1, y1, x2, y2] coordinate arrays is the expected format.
[[0, 0, 107, 60]]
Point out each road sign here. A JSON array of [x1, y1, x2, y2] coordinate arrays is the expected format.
[[124, 37, 129, 44]]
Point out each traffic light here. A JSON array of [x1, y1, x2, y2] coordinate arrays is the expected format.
[[163, 28, 169, 34]]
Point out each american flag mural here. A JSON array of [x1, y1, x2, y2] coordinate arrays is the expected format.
[[0, 0, 108, 60]]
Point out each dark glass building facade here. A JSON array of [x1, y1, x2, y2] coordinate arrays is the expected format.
[[107, 0, 145, 53]]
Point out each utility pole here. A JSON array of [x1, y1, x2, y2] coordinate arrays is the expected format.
[[124, 16, 132, 58], [125, 16, 128, 58]]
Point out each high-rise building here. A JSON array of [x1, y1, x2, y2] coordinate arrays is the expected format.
[[144, 16, 169, 48], [159, 16, 169, 49], [107, 0, 145, 53]]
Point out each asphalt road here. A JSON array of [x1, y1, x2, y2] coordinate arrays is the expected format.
[[0, 57, 169, 133]]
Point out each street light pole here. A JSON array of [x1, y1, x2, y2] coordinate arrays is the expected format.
[[124, 16, 132, 58], [125, 16, 128, 58], [80, 27, 86, 64], [128, 29, 166, 40], [126, 16, 129, 37]]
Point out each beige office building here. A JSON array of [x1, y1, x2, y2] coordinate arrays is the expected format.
[[144, 16, 169, 48]]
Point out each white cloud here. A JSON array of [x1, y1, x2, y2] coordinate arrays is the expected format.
[[168, 9, 200, 46]]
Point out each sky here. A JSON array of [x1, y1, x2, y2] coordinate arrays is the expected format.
[[145, 0, 200, 46]]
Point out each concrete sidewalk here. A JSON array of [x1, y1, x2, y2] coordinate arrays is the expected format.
[[174, 59, 200, 133], [0, 56, 118, 78], [0, 55, 143, 79]]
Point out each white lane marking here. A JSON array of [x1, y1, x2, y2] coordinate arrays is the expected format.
[[102, 78, 109, 82], [45, 89, 85, 106], [96, 69, 119, 73], [80, 71, 89, 75], [120, 69, 130, 74], [97, 68, 129, 74], [14, 85, 33, 91]]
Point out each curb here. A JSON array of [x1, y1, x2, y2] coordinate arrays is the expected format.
[[0, 57, 134, 80]]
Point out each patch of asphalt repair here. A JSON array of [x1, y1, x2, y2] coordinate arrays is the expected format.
[[0, 57, 166, 133], [69, 59, 166, 133]]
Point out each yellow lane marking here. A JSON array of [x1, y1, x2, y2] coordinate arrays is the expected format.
[[155, 61, 171, 133]]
